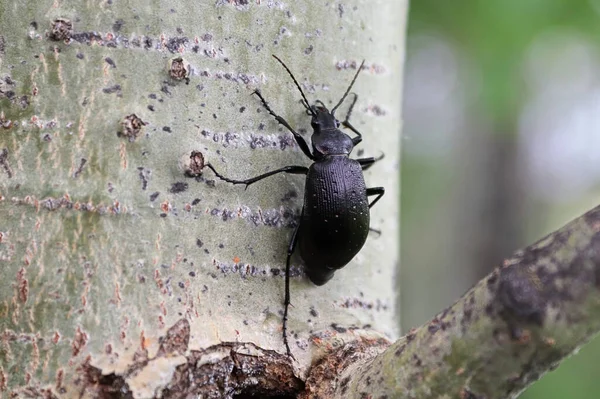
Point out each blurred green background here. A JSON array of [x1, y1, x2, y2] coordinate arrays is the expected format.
[[401, 0, 600, 397]]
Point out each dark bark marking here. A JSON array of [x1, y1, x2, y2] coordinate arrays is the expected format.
[[0, 149, 12, 178], [166, 37, 188, 53], [137, 167, 151, 190], [0, 75, 15, 100], [169, 182, 188, 194], [71, 327, 88, 357], [73, 158, 87, 178], [112, 19, 124, 32], [104, 57, 116, 68], [157, 318, 190, 357], [16, 267, 28, 303], [102, 84, 122, 95]]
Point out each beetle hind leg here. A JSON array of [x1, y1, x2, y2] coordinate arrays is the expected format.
[[283, 221, 301, 359], [367, 187, 385, 234], [366, 186, 385, 208], [369, 227, 382, 236]]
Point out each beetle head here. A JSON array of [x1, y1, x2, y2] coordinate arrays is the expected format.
[[310, 102, 339, 131], [270, 55, 365, 158], [310, 104, 354, 157]]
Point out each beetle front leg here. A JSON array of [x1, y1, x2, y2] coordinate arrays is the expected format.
[[252, 90, 315, 160], [205, 163, 308, 190], [366, 187, 385, 208]]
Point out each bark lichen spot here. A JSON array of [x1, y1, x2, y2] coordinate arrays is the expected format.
[[169, 57, 190, 81], [48, 18, 73, 41], [119, 114, 146, 142], [185, 150, 205, 177]]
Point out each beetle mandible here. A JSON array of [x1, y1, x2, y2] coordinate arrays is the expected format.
[[204, 55, 385, 357]]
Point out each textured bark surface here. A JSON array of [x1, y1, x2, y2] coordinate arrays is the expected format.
[[334, 204, 600, 398], [0, 0, 405, 397]]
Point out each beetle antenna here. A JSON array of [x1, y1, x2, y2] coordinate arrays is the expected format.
[[272, 54, 316, 116], [331, 60, 365, 116]]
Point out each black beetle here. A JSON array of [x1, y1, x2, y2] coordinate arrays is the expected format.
[[204, 55, 384, 357]]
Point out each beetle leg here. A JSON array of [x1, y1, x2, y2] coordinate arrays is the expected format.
[[252, 90, 315, 160], [369, 227, 382, 236], [344, 120, 363, 146], [341, 93, 363, 146], [366, 187, 385, 208], [206, 163, 308, 190], [356, 153, 385, 171], [283, 219, 301, 359]]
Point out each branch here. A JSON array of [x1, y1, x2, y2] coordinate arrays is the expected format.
[[303, 204, 600, 398]]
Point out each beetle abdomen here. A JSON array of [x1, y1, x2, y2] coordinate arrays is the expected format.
[[299, 156, 369, 285]]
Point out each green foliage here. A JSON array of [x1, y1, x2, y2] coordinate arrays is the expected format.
[[409, 0, 600, 133], [521, 335, 600, 399], [407, 1, 600, 397]]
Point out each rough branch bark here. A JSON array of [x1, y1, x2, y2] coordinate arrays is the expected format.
[[302, 204, 600, 398]]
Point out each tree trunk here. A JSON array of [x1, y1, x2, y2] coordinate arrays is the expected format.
[[0, 1, 405, 397], [4, 2, 600, 399]]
